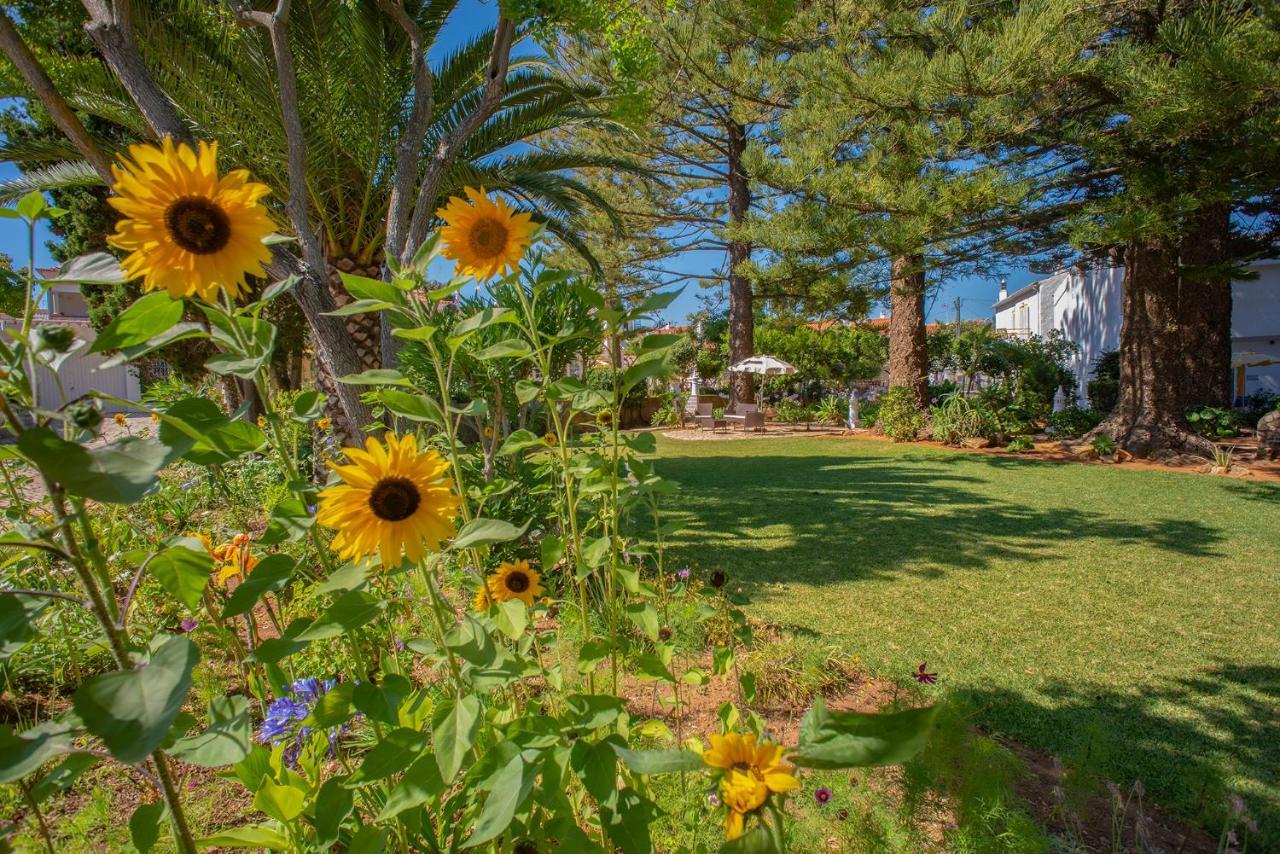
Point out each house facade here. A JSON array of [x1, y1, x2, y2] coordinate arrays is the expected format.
[[992, 259, 1280, 406]]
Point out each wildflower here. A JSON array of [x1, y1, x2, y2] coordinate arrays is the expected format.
[[316, 433, 461, 568], [914, 662, 937, 685], [702, 732, 799, 840], [436, 187, 535, 281], [256, 415, 267, 428], [179, 617, 198, 633], [709, 569, 728, 589], [317, 417, 332, 431], [677, 568, 691, 581], [815, 787, 832, 805], [480, 560, 543, 608], [107, 138, 273, 302], [113, 413, 127, 427], [150, 412, 160, 423], [211, 536, 258, 586], [707, 791, 720, 808], [257, 677, 344, 768], [544, 432, 558, 446]]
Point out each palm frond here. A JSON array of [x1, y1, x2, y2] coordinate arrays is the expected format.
[[0, 162, 105, 203]]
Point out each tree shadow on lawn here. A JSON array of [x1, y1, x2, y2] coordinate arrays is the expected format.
[[657, 454, 1227, 586], [965, 662, 1280, 847]]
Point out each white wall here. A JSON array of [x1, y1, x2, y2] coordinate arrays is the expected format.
[[994, 290, 1040, 336], [1051, 265, 1124, 405]]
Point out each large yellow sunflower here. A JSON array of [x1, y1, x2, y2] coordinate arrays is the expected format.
[[107, 137, 274, 302], [702, 732, 800, 840], [477, 560, 543, 608], [316, 433, 461, 568], [436, 186, 535, 281]]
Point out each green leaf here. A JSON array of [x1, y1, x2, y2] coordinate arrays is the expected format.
[[339, 368, 411, 386], [719, 822, 778, 853], [159, 398, 266, 465], [575, 640, 611, 677], [496, 429, 545, 457], [89, 292, 182, 354], [290, 390, 326, 421], [791, 699, 937, 769], [98, 322, 207, 369], [472, 338, 532, 360], [453, 518, 529, 549], [581, 536, 610, 568], [433, 695, 480, 782], [18, 428, 187, 504], [73, 636, 198, 764], [0, 593, 48, 660], [258, 275, 299, 304], [514, 379, 539, 405], [540, 535, 564, 572], [28, 753, 97, 806], [306, 682, 356, 729], [258, 498, 314, 546], [462, 744, 527, 848], [339, 272, 405, 305], [147, 542, 211, 611], [612, 746, 704, 775], [375, 754, 444, 822], [493, 599, 528, 640], [352, 674, 411, 726], [380, 389, 445, 425], [200, 824, 289, 850], [634, 653, 674, 683], [16, 190, 45, 221], [294, 591, 385, 641], [314, 777, 354, 848], [129, 800, 166, 853], [253, 777, 306, 823], [391, 325, 439, 342], [345, 727, 429, 785], [448, 306, 515, 350], [168, 695, 250, 767], [222, 554, 294, 618], [625, 603, 660, 642], [0, 718, 76, 783], [323, 298, 399, 317]]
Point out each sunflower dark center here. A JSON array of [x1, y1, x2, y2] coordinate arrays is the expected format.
[[368, 477, 421, 522], [164, 196, 232, 255], [467, 217, 509, 259], [504, 571, 530, 593]]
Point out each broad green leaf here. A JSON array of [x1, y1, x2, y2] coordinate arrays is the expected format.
[[575, 641, 611, 677], [73, 636, 198, 764], [339, 368, 411, 386], [571, 738, 617, 803], [612, 746, 704, 775], [634, 653, 674, 683], [391, 325, 439, 342], [791, 699, 937, 769], [433, 695, 480, 782], [514, 379, 539, 404], [168, 695, 250, 767], [448, 307, 515, 349], [222, 554, 294, 618], [472, 338, 532, 360], [339, 272, 405, 305], [89, 292, 182, 353], [0, 718, 77, 783], [99, 322, 206, 369], [15, 191, 45, 221], [625, 603, 660, 642], [306, 682, 356, 729], [290, 390, 326, 421], [253, 778, 306, 823], [258, 498, 314, 546], [462, 743, 528, 848], [249, 619, 312, 664], [18, 428, 187, 504], [258, 275, 299, 303], [323, 299, 399, 317], [147, 542, 211, 611], [381, 389, 445, 424], [493, 599, 528, 640], [314, 777, 353, 848], [352, 674, 411, 726], [540, 535, 564, 572], [496, 429, 545, 456], [563, 694, 625, 730], [45, 251, 128, 284], [345, 727, 429, 785], [0, 593, 48, 659], [129, 800, 166, 853], [375, 754, 444, 822], [28, 753, 97, 805], [294, 591, 385, 641], [453, 518, 529, 549], [581, 536, 610, 568], [159, 398, 266, 465], [200, 824, 289, 850]]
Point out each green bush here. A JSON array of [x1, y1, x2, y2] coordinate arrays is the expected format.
[[1006, 435, 1035, 452], [814, 395, 845, 425], [880, 387, 925, 441], [1092, 433, 1117, 456], [775, 400, 812, 424], [1087, 350, 1120, 413], [930, 393, 997, 445], [1186, 405, 1239, 438], [1047, 406, 1105, 438]]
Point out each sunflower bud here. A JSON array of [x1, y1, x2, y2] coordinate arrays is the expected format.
[[37, 325, 76, 353], [66, 399, 103, 433]]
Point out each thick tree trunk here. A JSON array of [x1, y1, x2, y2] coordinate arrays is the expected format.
[[1087, 237, 1213, 459], [888, 253, 929, 409], [1179, 202, 1232, 409], [726, 119, 754, 405]]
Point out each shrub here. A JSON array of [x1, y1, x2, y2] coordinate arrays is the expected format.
[[1186, 405, 1239, 439], [1006, 435, 1035, 452], [930, 392, 997, 445], [1088, 350, 1120, 413], [1234, 391, 1277, 428], [880, 386, 925, 441], [1047, 406, 1105, 438], [1092, 433, 1117, 456], [813, 395, 845, 425], [775, 400, 812, 424]]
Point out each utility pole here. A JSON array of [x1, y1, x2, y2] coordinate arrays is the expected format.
[[953, 296, 962, 326]]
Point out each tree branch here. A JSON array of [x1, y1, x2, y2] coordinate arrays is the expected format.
[[401, 17, 517, 260], [0, 10, 115, 183], [380, 0, 434, 264]]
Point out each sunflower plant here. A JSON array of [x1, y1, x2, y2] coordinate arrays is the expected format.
[[0, 147, 937, 854]]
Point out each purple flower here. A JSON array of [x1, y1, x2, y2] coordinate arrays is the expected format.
[[814, 787, 832, 805], [178, 617, 198, 633], [677, 569, 691, 581], [257, 677, 344, 768], [306, 505, 317, 515], [914, 663, 937, 685], [707, 791, 720, 808]]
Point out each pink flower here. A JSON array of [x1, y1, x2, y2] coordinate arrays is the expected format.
[[179, 617, 199, 633], [814, 787, 832, 805], [914, 662, 937, 684]]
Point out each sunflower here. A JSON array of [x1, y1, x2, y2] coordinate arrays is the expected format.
[[436, 186, 536, 281], [316, 433, 461, 568], [702, 732, 799, 840], [209, 533, 259, 587], [481, 560, 543, 607], [107, 138, 274, 302]]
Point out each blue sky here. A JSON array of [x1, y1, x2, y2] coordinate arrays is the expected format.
[[0, 0, 1041, 323]]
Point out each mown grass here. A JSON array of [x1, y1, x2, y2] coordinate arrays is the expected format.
[[654, 433, 1280, 842]]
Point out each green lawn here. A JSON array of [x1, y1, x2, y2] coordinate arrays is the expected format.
[[654, 433, 1280, 839]]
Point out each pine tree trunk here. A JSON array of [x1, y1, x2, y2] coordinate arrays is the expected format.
[[1179, 202, 1232, 409], [726, 119, 754, 405], [1087, 236, 1213, 458], [888, 253, 928, 409]]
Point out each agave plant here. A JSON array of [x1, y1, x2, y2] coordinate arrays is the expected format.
[[0, 0, 643, 271]]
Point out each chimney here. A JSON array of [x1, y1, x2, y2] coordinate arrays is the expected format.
[[998, 275, 1008, 301]]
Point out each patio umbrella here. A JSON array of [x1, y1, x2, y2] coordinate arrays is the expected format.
[[727, 355, 798, 376], [1232, 350, 1279, 367]]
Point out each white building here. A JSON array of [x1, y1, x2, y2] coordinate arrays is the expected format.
[[0, 276, 142, 412], [993, 259, 1280, 405]]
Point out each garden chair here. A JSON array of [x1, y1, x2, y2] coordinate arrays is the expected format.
[[724, 402, 765, 432]]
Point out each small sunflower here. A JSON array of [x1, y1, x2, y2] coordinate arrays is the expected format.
[[113, 413, 127, 427], [107, 138, 274, 302], [436, 186, 535, 281], [316, 433, 461, 568], [482, 560, 543, 607], [544, 432, 558, 447], [702, 732, 799, 840], [317, 417, 332, 431]]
